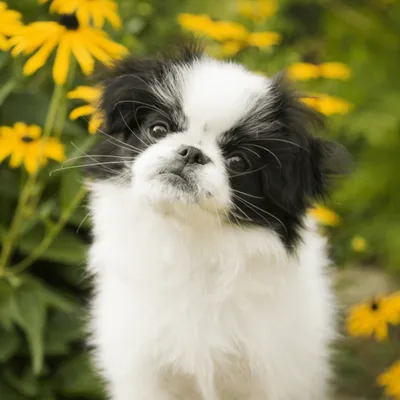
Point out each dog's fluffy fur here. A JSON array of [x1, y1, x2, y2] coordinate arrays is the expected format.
[[86, 45, 346, 400]]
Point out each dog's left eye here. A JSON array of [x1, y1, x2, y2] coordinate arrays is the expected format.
[[149, 122, 170, 139], [226, 154, 250, 173]]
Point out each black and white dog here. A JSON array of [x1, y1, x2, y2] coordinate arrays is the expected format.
[[86, 45, 347, 400]]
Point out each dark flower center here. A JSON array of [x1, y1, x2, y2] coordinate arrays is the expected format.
[[21, 135, 35, 143], [370, 301, 379, 311], [59, 14, 80, 30]]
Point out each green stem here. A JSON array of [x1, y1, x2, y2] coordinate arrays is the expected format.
[[43, 84, 65, 140], [7, 186, 87, 276], [0, 79, 17, 107], [0, 178, 35, 276]]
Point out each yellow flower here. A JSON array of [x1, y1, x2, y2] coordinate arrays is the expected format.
[[178, 14, 248, 42], [378, 361, 400, 400], [301, 93, 352, 116], [288, 62, 351, 81], [207, 21, 248, 42], [11, 13, 127, 85], [0, 2, 23, 51], [319, 62, 351, 80], [347, 293, 400, 341], [68, 85, 103, 134], [288, 63, 321, 80], [247, 31, 281, 48], [177, 13, 213, 33], [351, 235, 368, 253], [238, 0, 277, 22], [45, 0, 122, 30], [308, 205, 340, 226], [0, 123, 65, 174]]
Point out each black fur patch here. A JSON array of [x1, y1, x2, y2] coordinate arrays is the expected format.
[[220, 74, 348, 248]]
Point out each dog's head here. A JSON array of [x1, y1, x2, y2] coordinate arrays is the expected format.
[[86, 44, 348, 249]]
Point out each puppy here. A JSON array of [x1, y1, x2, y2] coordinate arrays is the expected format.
[[86, 44, 346, 400]]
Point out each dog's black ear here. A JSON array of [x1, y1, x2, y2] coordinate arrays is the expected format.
[[267, 73, 351, 205], [309, 137, 351, 199], [98, 57, 164, 136]]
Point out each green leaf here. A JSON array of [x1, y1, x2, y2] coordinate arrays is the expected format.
[[0, 327, 20, 362], [18, 226, 87, 265], [0, 378, 26, 400], [37, 383, 56, 400], [54, 353, 104, 397], [45, 310, 83, 356], [0, 279, 15, 330], [36, 279, 78, 313], [3, 367, 39, 397], [0, 91, 48, 127], [10, 279, 46, 375]]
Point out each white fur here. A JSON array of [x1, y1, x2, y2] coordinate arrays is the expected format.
[[87, 59, 337, 400]]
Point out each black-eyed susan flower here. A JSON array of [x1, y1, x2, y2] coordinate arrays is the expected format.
[[41, 0, 121, 30], [238, 0, 277, 22], [0, 123, 65, 174], [178, 13, 280, 56], [378, 361, 400, 399], [308, 205, 340, 226], [301, 93, 352, 116], [68, 85, 103, 134], [0, 2, 23, 51], [246, 32, 280, 48], [11, 13, 127, 85], [351, 235, 368, 253], [288, 62, 351, 81], [347, 293, 400, 341]]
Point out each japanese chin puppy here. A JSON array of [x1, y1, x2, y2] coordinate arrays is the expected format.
[[86, 44, 348, 400]]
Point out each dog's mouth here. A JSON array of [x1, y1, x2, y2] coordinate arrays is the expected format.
[[159, 171, 188, 184]]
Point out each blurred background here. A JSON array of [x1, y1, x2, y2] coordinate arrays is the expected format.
[[0, 0, 399, 399]]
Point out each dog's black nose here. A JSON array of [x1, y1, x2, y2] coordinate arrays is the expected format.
[[177, 146, 210, 165]]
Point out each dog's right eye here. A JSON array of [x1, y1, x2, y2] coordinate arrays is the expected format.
[[149, 122, 170, 139]]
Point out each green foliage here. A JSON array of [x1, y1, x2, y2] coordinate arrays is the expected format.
[[0, 0, 399, 399]]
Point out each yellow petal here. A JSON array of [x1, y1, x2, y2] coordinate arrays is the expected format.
[[320, 62, 351, 80], [375, 322, 388, 341], [70, 105, 97, 120], [23, 37, 59, 76], [81, 38, 112, 65], [0, 139, 12, 163], [91, 8, 105, 29], [9, 146, 24, 168], [24, 148, 41, 175], [13, 122, 28, 137], [88, 113, 103, 135], [76, 8, 91, 28], [0, 35, 10, 51], [220, 41, 243, 57], [104, 8, 122, 30], [27, 125, 42, 139], [308, 205, 340, 226], [247, 32, 281, 48], [44, 138, 65, 162], [84, 28, 127, 60], [71, 38, 95, 76], [288, 63, 320, 80], [68, 86, 101, 102], [53, 34, 72, 85]]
